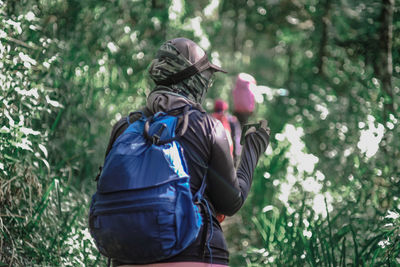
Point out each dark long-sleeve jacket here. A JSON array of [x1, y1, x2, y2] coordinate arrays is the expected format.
[[106, 94, 269, 265]]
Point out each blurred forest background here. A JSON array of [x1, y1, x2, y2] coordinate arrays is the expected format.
[[1, 0, 400, 266]]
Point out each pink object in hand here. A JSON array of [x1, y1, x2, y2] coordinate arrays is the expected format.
[[232, 73, 257, 114]]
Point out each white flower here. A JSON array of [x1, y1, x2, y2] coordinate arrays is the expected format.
[[25, 11, 36, 21], [378, 238, 390, 248], [385, 210, 400, 220]]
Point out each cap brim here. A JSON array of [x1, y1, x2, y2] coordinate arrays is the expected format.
[[209, 62, 228, 73]]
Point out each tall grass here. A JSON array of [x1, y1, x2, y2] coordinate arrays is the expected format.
[[0, 173, 105, 266], [227, 183, 400, 267], [227, 203, 400, 266]]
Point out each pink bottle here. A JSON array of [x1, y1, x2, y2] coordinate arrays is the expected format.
[[232, 73, 257, 114]]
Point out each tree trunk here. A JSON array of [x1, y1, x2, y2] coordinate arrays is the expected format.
[[317, 0, 332, 75], [378, 0, 394, 117], [377, 0, 396, 209]]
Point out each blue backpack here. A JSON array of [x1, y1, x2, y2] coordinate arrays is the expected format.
[[89, 106, 208, 264]]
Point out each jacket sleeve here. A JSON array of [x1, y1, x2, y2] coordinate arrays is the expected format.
[[206, 121, 269, 216]]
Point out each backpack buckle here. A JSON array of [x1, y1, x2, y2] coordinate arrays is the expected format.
[[152, 123, 167, 145]]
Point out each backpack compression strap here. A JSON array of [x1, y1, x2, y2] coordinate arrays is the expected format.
[[143, 105, 191, 145]]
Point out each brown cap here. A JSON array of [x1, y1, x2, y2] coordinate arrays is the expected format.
[[168, 37, 227, 73]]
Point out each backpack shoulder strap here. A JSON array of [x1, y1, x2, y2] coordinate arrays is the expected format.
[[143, 105, 191, 145], [126, 111, 145, 125]]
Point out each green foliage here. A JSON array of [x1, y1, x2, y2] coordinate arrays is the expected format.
[[221, 0, 400, 266], [1, 0, 400, 266]]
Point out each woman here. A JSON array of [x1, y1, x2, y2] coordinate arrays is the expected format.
[[104, 38, 270, 266]]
